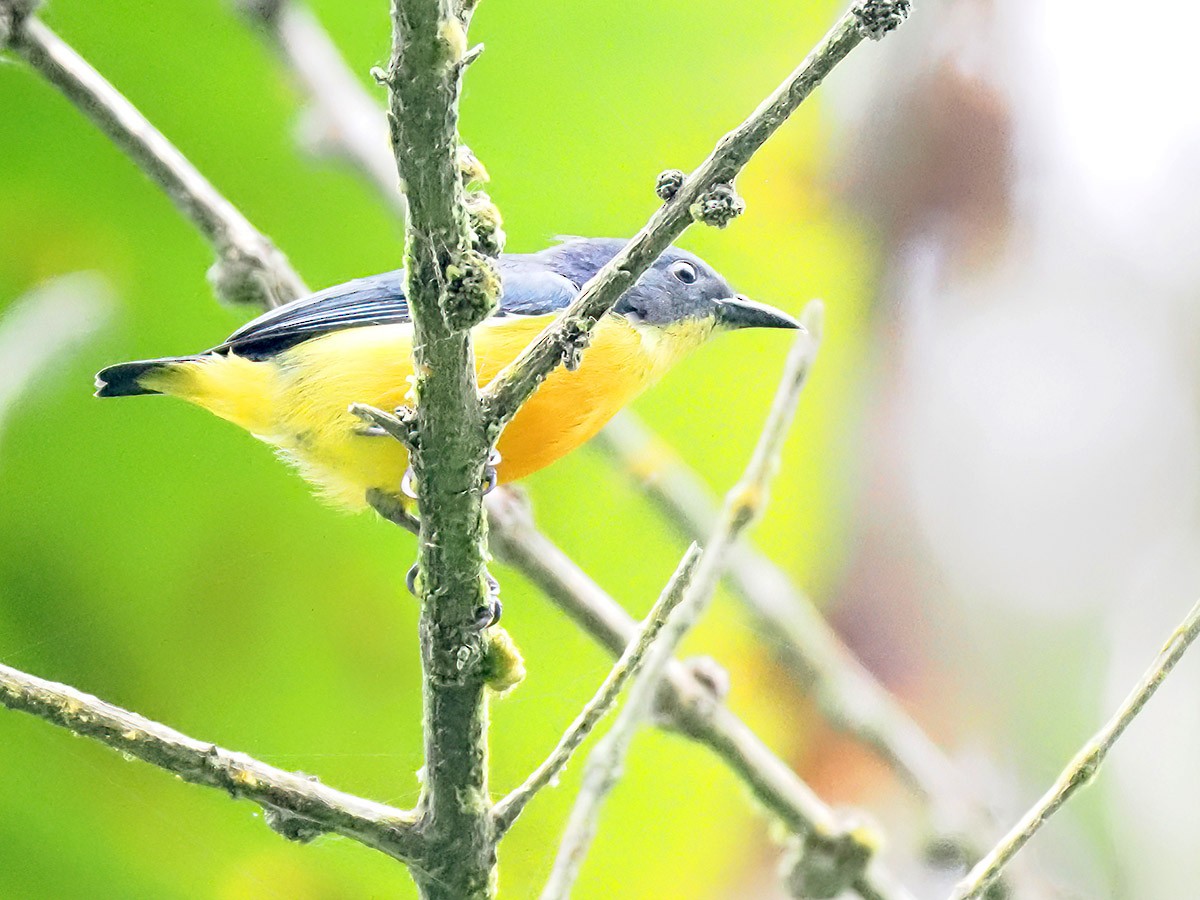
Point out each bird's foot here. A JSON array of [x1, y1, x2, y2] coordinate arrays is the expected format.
[[483, 448, 501, 495], [473, 571, 502, 629], [406, 564, 500, 630]]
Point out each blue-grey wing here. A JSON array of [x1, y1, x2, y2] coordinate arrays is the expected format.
[[217, 261, 578, 358], [218, 270, 411, 357], [494, 260, 578, 316]]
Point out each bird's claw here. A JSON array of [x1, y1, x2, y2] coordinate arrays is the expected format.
[[407, 564, 500, 629], [483, 448, 501, 496], [472, 571, 502, 629]]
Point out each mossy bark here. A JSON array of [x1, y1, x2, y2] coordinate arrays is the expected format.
[[385, 1, 497, 896]]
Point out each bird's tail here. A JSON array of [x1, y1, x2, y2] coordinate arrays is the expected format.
[[94, 357, 199, 397], [95, 353, 278, 436]]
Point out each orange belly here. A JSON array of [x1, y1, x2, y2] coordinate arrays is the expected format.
[[266, 314, 687, 508]]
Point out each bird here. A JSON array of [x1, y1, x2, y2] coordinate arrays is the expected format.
[[95, 237, 799, 517]]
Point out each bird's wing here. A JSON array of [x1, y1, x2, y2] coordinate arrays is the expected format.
[[216, 265, 578, 358]]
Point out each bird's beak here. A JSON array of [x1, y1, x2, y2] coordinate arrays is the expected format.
[[714, 295, 802, 331]]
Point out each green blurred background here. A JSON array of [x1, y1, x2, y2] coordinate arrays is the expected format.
[[0, 1, 872, 896]]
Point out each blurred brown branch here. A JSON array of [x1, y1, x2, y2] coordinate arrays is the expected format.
[[0, 4, 307, 309]]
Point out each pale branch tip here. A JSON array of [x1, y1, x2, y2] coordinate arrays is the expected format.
[[950, 597, 1200, 900], [350, 402, 419, 449]]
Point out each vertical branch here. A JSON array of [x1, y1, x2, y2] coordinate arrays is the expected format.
[[384, 2, 499, 898], [0, 7, 307, 309]]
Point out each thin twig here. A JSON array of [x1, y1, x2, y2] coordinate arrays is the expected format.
[[0, 662, 425, 863], [491, 545, 702, 833], [0, 8, 307, 310], [236, 0, 407, 219], [950, 598, 1200, 900], [596, 412, 990, 845], [478, 1, 911, 434]]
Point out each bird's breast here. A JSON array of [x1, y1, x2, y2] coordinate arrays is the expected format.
[[234, 312, 706, 507]]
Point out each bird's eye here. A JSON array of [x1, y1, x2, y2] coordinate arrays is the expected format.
[[670, 261, 698, 285]]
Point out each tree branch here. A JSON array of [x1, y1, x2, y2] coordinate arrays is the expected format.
[[949, 597, 1200, 900], [383, 2, 498, 898], [478, 1, 911, 434], [236, 0, 407, 220], [492, 545, 702, 834], [0, 5, 307, 310], [595, 412, 992, 849], [0, 662, 426, 864]]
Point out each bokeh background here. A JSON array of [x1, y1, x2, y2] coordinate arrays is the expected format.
[[2, 0, 1198, 897]]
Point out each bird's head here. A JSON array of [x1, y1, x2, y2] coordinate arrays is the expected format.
[[545, 237, 800, 334]]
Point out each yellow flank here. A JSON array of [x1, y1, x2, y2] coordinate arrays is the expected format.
[[144, 313, 714, 509]]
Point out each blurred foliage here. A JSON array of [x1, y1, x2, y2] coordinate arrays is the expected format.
[[0, 0, 873, 896]]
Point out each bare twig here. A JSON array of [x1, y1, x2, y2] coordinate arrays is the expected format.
[[492, 545, 701, 833], [596, 412, 990, 845], [0, 273, 112, 443], [478, 1, 911, 434], [950, 598, 1200, 900], [0, 7, 307, 310], [236, 0, 407, 219], [0, 662, 425, 863]]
